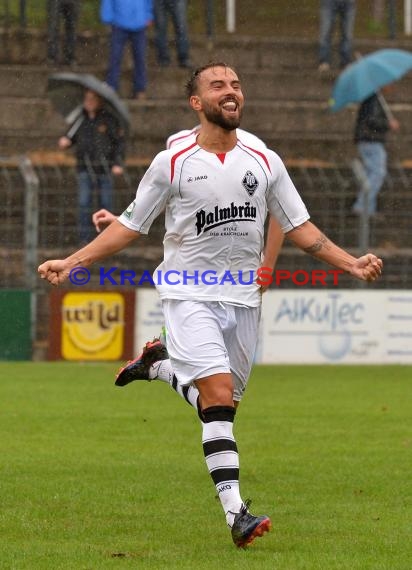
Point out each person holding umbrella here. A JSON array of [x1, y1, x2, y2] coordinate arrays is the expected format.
[[352, 85, 400, 217], [58, 88, 126, 242], [329, 49, 412, 217]]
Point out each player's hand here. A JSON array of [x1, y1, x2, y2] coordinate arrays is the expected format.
[[38, 259, 70, 286], [92, 208, 117, 233], [350, 254, 383, 282]]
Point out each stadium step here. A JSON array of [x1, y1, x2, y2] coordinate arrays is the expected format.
[[1, 28, 412, 68], [1, 31, 412, 162], [1, 95, 411, 161]]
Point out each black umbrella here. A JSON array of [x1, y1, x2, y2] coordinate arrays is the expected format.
[[47, 72, 130, 130]]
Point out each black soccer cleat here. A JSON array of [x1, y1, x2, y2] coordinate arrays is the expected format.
[[231, 500, 271, 548], [115, 339, 168, 387]]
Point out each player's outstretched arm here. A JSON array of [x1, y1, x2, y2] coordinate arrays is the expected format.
[[38, 221, 140, 286], [286, 221, 382, 282]]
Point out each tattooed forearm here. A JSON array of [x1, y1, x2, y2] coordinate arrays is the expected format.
[[303, 233, 331, 256]]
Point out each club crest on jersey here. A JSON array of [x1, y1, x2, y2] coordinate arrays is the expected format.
[[122, 201, 136, 219], [242, 170, 259, 196], [195, 201, 257, 235]]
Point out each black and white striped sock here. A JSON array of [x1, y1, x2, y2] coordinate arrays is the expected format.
[[171, 374, 199, 410], [149, 360, 202, 417], [202, 406, 242, 527]]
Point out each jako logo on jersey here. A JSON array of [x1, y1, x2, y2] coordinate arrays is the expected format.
[[217, 484, 232, 494], [242, 170, 259, 196], [187, 175, 208, 183], [195, 201, 257, 235]]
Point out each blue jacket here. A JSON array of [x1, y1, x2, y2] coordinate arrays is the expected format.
[[100, 0, 153, 31]]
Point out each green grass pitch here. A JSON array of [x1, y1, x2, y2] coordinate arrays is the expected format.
[[0, 362, 411, 569]]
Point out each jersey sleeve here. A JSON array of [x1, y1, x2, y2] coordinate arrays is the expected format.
[[118, 151, 171, 234], [236, 129, 267, 149], [166, 128, 197, 149], [266, 153, 310, 233]]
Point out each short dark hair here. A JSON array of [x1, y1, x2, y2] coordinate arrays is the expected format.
[[185, 62, 238, 97]]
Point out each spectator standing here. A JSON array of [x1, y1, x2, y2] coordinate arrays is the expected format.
[[58, 89, 125, 242], [352, 87, 399, 217], [318, 0, 356, 71], [370, 0, 397, 39], [101, 0, 153, 100], [387, 0, 396, 40], [154, 0, 191, 68], [47, 0, 79, 66]]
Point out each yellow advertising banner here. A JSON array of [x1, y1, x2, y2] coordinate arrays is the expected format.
[[49, 289, 133, 361], [61, 292, 125, 360]]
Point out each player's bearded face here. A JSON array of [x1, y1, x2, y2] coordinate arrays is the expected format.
[[202, 97, 243, 130]]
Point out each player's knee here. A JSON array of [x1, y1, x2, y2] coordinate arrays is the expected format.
[[195, 374, 234, 408], [201, 388, 234, 409], [202, 405, 236, 423]]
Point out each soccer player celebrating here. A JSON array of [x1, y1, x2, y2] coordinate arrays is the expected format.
[[39, 62, 382, 548]]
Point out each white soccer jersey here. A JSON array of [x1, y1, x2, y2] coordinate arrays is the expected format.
[[119, 139, 309, 307], [166, 127, 267, 150]]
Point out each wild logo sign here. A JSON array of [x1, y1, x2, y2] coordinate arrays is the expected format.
[[61, 292, 125, 360]]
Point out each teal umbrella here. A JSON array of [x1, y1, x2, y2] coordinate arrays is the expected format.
[[329, 49, 412, 112]]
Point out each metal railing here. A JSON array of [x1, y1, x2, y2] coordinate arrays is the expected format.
[[2, 158, 412, 356], [2, 159, 412, 289], [1, 154, 38, 289]]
